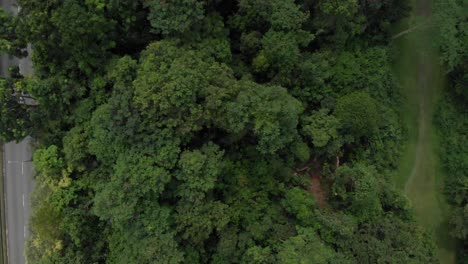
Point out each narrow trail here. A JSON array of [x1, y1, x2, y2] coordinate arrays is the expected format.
[[404, 58, 431, 195], [395, 0, 457, 263]]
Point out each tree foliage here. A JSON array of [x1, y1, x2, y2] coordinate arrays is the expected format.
[[335, 91, 379, 139], [0, 77, 31, 141], [7, 0, 449, 263]]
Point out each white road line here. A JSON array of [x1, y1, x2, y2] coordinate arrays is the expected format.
[[22, 195, 24, 207], [24, 226, 26, 238], [21, 162, 24, 175]]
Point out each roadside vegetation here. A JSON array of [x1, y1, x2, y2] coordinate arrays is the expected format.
[[0, 0, 465, 263], [433, 0, 468, 260]]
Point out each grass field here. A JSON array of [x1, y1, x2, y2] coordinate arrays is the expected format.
[[392, 0, 457, 262]]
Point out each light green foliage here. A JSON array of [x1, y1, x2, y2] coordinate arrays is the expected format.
[[318, 0, 358, 17], [108, 208, 184, 264], [30, 202, 62, 246], [240, 246, 273, 264], [257, 30, 312, 74], [0, 8, 14, 53], [106, 55, 138, 87], [330, 48, 396, 98], [227, 81, 303, 154], [0, 8, 25, 56], [277, 227, 334, 264], [301, 109, 341, 153], [315, 210, 356, 244], [176, 143, 223, 201], [289, 51, 334, 107], [175, 200, 229, 245], [28, 201, 64, 263], [269, 0, 309, 31], [281, 187, 315, 223], [252, 51, 270, 72], [231, 0, 308, 31], [184, 14, 232, 63], [231, 0, 313, 76], [0, 78, 30, 141], [88, 103, 126, 162], [87, 57, 140, 163], [327, 48, 403, 168], [292, 141, 310, 162], [33, 145, 65, 186], [62, 124, 89, 171], [133, 41, 237, 140], [335, 91, 379, 138], [145, 0, 205, 35], [92, 149, 171, 226]]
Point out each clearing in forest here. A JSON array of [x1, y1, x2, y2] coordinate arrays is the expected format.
[[393, 0, 456, 262]]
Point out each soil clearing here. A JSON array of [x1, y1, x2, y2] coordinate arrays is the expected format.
[[307, 172, 327, 208]]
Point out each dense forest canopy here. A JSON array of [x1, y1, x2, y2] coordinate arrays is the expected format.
[[0, 0, 466, 263]]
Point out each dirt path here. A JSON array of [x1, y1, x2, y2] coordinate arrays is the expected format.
[[394, 0, 457, 263], [307, 173, 326, 208]]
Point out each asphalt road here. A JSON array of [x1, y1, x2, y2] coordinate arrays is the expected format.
[[1, 1, 35, 264], [3, 140, 34, 264]]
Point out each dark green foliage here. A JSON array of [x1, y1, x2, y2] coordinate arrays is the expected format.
[[335, 91, 379, 139], [145, 0, 205, 35], [277, 227, 333, 264], [17, 0, 151, 76], [450, 205, 468, 240], [331, 164, 383, 223], [10, 0, 445, 263], [435, 90, 468, 261], [226, 81, 303, 154], [107, 211, 184, 264], [301, 109, 341, 157], [434, 0, 468, 72], [315, 208, 437, 263], [434, 0, 468, 102]]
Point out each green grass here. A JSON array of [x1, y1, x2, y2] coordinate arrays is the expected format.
[[432, 132, 458, 262], [392, 16, 420, 189], [392, 0, 457, 262]]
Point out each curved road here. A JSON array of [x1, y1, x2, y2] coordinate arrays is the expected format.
[[1, 1, 35, 264]]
